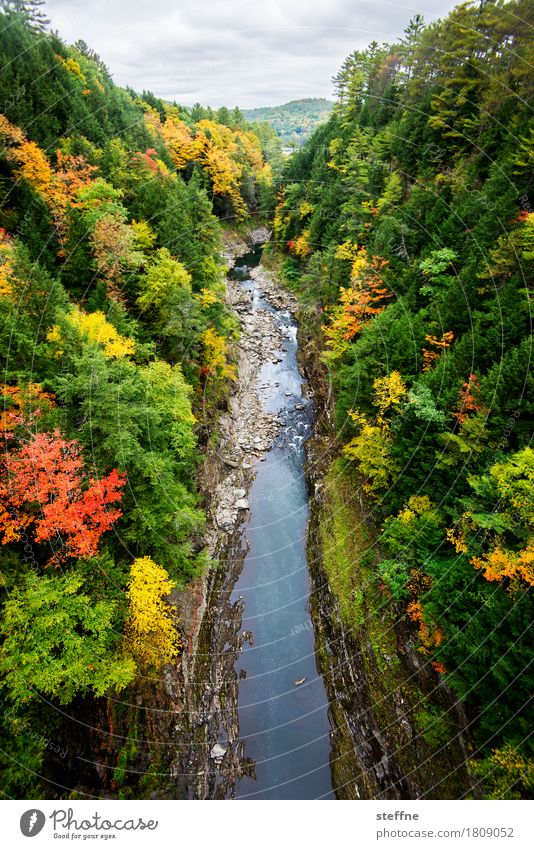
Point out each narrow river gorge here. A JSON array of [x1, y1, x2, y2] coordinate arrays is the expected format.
[[176, 233, 472, 802]]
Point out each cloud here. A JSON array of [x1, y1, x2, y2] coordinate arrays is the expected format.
[[44, 0, 460, 108]]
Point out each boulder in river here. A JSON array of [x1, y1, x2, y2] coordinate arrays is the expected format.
[[210, 743, 227, 761]]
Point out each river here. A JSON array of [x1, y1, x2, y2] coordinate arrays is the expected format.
[[226, 247, 334, 800]]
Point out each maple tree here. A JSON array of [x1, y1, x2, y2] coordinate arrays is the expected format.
[[418, 248, 458, 298], [373, 370, 407, 422], [407, 600, 445, 670], [264, 0, 534, 793], [471, 541, 534, 588], [421, 330, 454, 371], [454, 373, 482, 423], [201, 326, 236, 382], [2, 0, 532, 799], [0, 429, 125, 562], [0, 382, 55, 440], [0, 228, 15, 298], [324, 247, 391, 362], [52, 149, 97, 242], [48, 307, 135, 359], [141, 108, 268, 219], [0, 570, 135, 706], [8, 137, 54, 198], [446, 448, 534, 590], [470, 745, 534, 800], [0, 114, 98, 247], [478, 211, 534, 280]]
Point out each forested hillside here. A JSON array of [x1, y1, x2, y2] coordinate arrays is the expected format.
[[0, 0, 281, 797], [244, 98, 334, 148], [274, 0, 533, 798]]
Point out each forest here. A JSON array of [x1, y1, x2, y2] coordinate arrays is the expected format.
[[273, 0, 533, 798], [0, 0, 532, 803], [244, 98, 334, 148]]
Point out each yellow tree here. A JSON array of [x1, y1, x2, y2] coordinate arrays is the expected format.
[[202, 143, 246, 217], [422, 331, 454, 370], [0, 228, 15, 299], [342, 373, 406, 496], [343, 413, 399, 496], [0, 114, 97, 247], [48, 307, 135, 359], [125, 557, 181, 669]]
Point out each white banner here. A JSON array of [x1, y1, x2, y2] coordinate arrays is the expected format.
[[2, 800, 532, 849]]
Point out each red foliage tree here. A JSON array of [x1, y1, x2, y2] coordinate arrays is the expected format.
[[0, 429, 125, 562], [454, 373, 482, 423]]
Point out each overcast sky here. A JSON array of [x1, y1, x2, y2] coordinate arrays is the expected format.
[[44, 0, 460, 109]]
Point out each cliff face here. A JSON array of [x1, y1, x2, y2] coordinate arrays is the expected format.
[[299, 324, 475, 800]]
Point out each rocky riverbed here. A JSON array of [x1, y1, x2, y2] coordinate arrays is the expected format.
[[205, 264, 297, 541]]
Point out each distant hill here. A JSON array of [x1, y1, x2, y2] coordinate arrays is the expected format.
[[243, 98, 334, 148]]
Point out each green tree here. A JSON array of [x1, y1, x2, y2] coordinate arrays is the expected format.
[[0, 570, 135, 706]]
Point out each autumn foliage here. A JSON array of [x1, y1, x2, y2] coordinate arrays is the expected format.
[[125, 556, 181, 669], [407, 601, 445, 672], [454, 373, 482, 423], [0, 383, 55, 438], [421, 331, 454, 371], [324, 246, 391, 361], [0, 428, 125, 563], [0, 114, 95, 246]]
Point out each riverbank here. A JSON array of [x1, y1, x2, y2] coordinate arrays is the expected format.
[[66, 228, 285, 800], [292, 271, 475, 800]]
